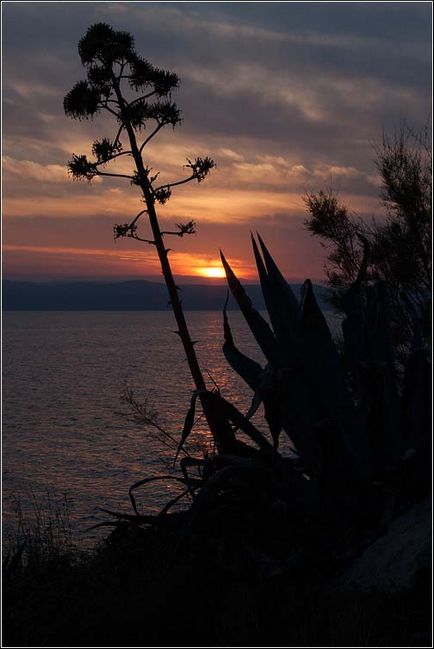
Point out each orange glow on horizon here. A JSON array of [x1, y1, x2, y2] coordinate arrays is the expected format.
[[197, 266, 226, 279], [3, 244, 258, 282]]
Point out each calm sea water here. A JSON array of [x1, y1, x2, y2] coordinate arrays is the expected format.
[[3, 310, 340, 545]]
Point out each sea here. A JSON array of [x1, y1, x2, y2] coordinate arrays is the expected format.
[[2, 309, 340, 546]]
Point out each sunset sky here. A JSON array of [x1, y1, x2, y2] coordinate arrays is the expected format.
[[2, 1, 431, 283]]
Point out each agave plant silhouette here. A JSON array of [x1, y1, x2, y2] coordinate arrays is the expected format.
[[219, 234, 429, 535], [96, 234, 428, 551]]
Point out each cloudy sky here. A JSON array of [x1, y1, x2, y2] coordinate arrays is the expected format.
[[3, 1, 431, 282]]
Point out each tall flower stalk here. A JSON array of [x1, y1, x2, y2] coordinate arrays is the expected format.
[[64, 23, 236, 452]]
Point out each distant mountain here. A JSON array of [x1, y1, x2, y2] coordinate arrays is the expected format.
[[2, 280, 331, 311]]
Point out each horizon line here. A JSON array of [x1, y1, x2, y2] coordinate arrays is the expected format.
[[2, 276, 327, 286]]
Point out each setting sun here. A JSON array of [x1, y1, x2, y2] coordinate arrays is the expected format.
[[198, 266, 226, 279]]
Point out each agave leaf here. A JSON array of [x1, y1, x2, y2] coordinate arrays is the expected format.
[[263, 407, 282, 449], [315, 420, 370, 534], [257, 233, 299, 330], [157, 489, 192, 517], [254, 363, 286, 449], [339, 245, 375, 480], [298, 280, 374, 480], [223, 296, 263, 391], [253, 235, 301, 365], [251, 232, 268, 286], [224, 296, 282, 442], [365, 282, 401, 469], [174, 392, 197, 466], [200, 389, 240, 455], [247, 353, 328, 477], [187, 466, 247, 521], [341, 289, 367, 371], [251, 236, 294, 366], [244, 390, 263, 422], [339, 251, 392, 482], [85, 512, 158, 533], [276, 372, 323, 476], [402, 348, 430, 451], [129, 475, 187, 515], [179, 456, 205, 498], [251, 234, 276, 328], [298, 279, 347, 416], [188, 462, 277, 524], [230, 391, 264, 439], [366, 282, 396, 368], [220, 250, 280, 364], [211, 392, 275, 457], [210, 453, 274, 472]]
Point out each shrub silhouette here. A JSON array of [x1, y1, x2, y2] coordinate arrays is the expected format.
[[304, 125, 431, 353]]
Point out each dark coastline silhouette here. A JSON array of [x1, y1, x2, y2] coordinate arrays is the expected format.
[[2, 279, 330, 311]]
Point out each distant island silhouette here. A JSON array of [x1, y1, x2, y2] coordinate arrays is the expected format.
[[3, 279, 331, 311]]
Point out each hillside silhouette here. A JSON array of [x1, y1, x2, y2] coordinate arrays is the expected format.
[[3, 279, 331, 311]]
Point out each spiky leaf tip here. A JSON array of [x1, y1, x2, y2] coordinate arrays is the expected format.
[[186, 156, 215, 182], [92, 138, 122, 164], [122, 100, 181, 130], [87, 65, 112, 95], [67, 154, 98, 182], [146, 101, 181, 126], [154, 187, 172, 204], [127, 54, 155, 90], [151, 68, 179, 96], [113, 222, 137, 239], [63, 80, 101, 120], [78, 23, 134, 66], [176, 220, 196, 236]]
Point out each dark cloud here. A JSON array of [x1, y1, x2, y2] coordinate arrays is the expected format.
[[4, 3, 430, 159], [192, 2, 430, 45]]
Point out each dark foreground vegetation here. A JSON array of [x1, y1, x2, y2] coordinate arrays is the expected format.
[[3, 24, 431, 647], [3, 499, 430, 647]]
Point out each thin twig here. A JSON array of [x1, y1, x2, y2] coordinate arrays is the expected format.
[[139, 123, 165, 154], [153, 174, 195, 193]]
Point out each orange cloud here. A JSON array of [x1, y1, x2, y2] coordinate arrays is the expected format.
[[3, 155, 69, 183], [3, 244, 252, 280]]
